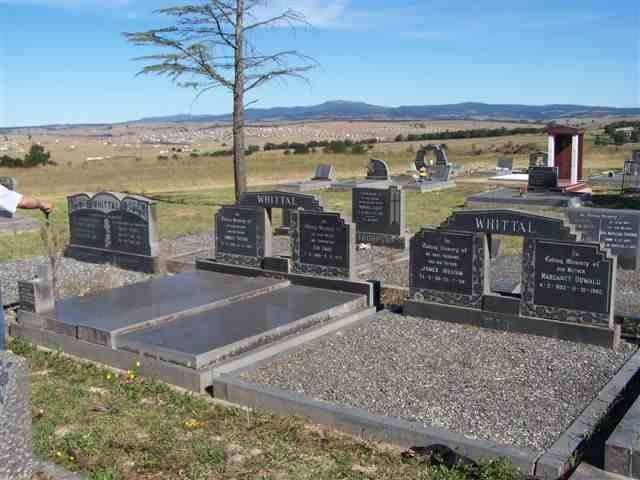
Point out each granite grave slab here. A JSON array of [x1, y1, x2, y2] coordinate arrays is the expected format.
[[44, 271, 289, 347], [118, 284, 366, 368]]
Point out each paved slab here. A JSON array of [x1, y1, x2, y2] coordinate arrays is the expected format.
[[606, 393, 640, 478], [47, 271, 289, 346], [119, 285, 365, 369]]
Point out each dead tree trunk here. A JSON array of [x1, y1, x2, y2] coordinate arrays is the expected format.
[[233, 0, 247, 201]]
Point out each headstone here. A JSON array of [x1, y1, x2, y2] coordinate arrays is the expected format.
[[352, 186, 407, 249], [65, 192, 160, 273], [623, 160, 640, 194], [528, 166, 559, 190], [496, 157, 514, 172], [312, 164, 334, 181], [521, 238, 615, 326], [433, 145, 449, 166], [431, 164, 451, 182], [0, 351, 34, 480], [0, 177, 17, 218], [633, 150, 640, 163], [18, 265, 54, 314], [366, 158, 390, 180], [567, 208, 640, 270], [529, 152, 548, 169], [410, 228, 487, 308], [290, 210, 355, 279], [215, 206, 271, 268]]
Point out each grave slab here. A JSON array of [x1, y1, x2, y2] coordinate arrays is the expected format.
[[47, 271, 289, 347], [466, 187, 587, 208], [605, 393, 640, 478], [118, 285, 366, 368]]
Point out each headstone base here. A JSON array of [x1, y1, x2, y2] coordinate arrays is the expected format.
[[65, 244, 162, 273], [0, 351, 34, 480], [465, 188, 586, 209], [279, 180, 334, 192], [402, 180, 456, 193], [404, 299, 620, 349]]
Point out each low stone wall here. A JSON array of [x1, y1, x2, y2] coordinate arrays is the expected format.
[[0, 350, 34, 480]]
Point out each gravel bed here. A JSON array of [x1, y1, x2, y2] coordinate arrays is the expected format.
[[243, 312, 636, 452], [161, 232, 213, 257], [1, 257, 151, 305]]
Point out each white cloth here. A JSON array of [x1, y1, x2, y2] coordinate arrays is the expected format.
[[0, 184, 23, 214]]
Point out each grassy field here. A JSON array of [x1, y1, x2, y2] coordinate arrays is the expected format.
[[1, 133, 636, 262], [10, 338, 527, 480]]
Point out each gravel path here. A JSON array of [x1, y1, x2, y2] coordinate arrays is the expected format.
[[243, 312, 636, 452], [0, 257, 151, 305]]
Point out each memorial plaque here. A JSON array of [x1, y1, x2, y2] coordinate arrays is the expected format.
[[410, 228, 486, 308], [529, 240, 613, 318], [65, 192, 160, 272], [215, 206, 271, 267], [312, 164, 334, 181], [529, 152, 548, 169], [441, 209, 576, 240], [497, 157, 514, 171], [568, 208, 640, 270], [291, 211, 355, 278], [353, 186, 407, 249], [528, 166, 559, 190], [366, 158, 390, 180]]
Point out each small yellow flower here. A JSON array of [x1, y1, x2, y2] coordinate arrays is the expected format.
[[55, 451, 62, 458], [106, 373, 112, 381], [184, 418, 200, 430], [127, 370, 136, 380], [135, 361, 141, 368], [69, 456, 75, 462]]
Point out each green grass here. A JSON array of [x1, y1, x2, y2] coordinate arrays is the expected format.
[[10, 338, 529, 480]]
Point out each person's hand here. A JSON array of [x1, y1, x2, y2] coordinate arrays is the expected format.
[[39, 201, 53, 215]]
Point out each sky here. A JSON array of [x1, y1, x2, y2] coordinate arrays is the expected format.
[[0, 0, 638, 127]]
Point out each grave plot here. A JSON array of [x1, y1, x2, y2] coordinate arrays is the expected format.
[[212, 311, 640, 479]]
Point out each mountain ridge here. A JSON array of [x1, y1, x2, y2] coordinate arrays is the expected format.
[[133, 100, 640, 124]]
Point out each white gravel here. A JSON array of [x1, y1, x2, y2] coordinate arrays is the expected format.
[[243, 312, 636, 453]]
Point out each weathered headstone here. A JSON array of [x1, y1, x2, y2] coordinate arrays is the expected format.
[[352, 186, 407, 249], [567, 208, 640, 270], [528, 166, 559, 190], [215, 206, 271, 268], [290, 210, 355, 279], [497, 157, 514, 172], [431, 164, 452, 182], [0, 351, 34, 480], [18, 265, 54, 314], [622, 160, 640, 194], [410, 228, 487, 308], [529, 152, 548, 169], [521, 238, 615, 326], [65, 192, 160, 273], [312, 164, 334, 181], [366, 158, 390, 180]]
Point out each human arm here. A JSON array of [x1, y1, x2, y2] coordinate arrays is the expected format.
[[18, 195, 53, 214]]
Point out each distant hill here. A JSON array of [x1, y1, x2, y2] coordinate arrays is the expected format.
[[133, 100, 640, 124]]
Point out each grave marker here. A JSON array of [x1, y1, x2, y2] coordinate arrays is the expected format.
[[312, 164, 334, 181], [497, 157, 514, 172], [291, 210, 355, 279], [567, 208, 640, 270], [410, 228, 487, 308], [622, 160, 640, 194], [366, 158, 390, 180], [352, 186, 407, 249], [65, 192, 160, 273], [529, 152, 548, 169], [528, 166, 559, 190], [215, 206, 271, 268]]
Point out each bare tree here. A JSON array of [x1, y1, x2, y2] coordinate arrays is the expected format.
[[124, 0, 316, 200]]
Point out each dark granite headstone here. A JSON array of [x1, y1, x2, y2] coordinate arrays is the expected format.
[[415, 150, 427, 171], [352, 186, 407, 249], [528, 166, 559, 190], [567, 208, 640, 270], [529, 152, 548, 169], [410, 228, 487, 308], [497, 157, 514, 171], [312, 164, 334, 181], [65, 192, 160, 272], [215, 206, 271, 268], [521, 239, 615, 326], [366, 158, 390, 180], [291, 210, 355, 278], [633, 150, 640, 163]]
